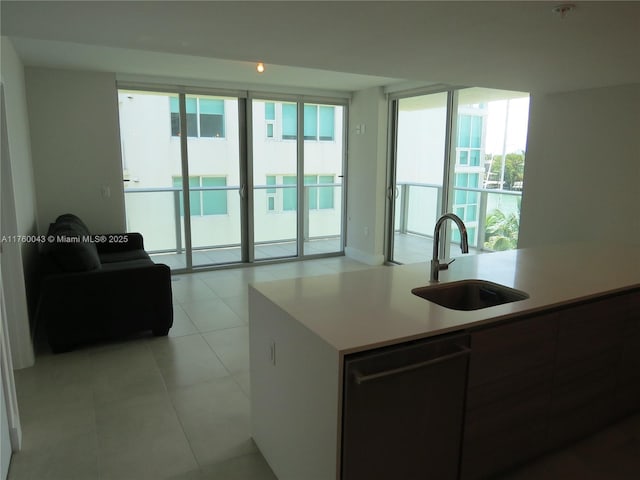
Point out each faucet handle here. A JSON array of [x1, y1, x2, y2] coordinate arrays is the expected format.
[[439, 258, 456, 271]]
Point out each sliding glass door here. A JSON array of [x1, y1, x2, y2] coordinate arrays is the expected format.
[[118, 88, 346, 270], [387, 87, 530, 264], [252, 99, 299, 260], [118, 90, 188, 269], [182, 94, 243, 267], [390, 92, 449, 264], [251, 98, 346, 261], [303, 103, 345, 255]]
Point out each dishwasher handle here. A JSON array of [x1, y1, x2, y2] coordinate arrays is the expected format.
[[353, 344, 471, 385]]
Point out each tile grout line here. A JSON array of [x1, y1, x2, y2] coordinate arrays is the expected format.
[[148, 339, 203, 478]]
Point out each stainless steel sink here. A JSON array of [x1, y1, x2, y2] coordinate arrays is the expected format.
[[412, 279, 529, 311]]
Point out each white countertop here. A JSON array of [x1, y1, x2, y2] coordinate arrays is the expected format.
[[250, 243, 640, 354]]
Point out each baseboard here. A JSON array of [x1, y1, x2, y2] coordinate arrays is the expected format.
[[344, 247, 385, 266], [10, 426, 21, 451]]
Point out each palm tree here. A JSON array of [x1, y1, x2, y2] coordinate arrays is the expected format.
[[484, 208, 519, 251]]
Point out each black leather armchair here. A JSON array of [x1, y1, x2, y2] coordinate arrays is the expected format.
[[35, 214, 173, 353]]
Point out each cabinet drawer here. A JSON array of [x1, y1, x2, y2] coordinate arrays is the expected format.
[[617, 294, 640, 415], [465, 365, 553, 437], [549, 293, 634, 448], [468, 313, 558, 387], [462, 315, 557, 479], [556, 297, 625, 365]]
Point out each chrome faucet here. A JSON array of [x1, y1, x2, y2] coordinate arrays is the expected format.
[[430, 213, 469, 282]]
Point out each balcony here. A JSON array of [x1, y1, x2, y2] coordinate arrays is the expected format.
[[123, 181, 521, 269], [124, 183, 343, 270], [392, 181, 522, 264]]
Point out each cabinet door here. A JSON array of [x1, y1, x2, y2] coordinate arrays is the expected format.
[[461, 313, 558, 480], [341, 334, 470, 480], [548, 295, 627, 448], [616, 291, 640, 416]]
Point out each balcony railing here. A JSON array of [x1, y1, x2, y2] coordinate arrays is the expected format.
[[123, 183, 343, 258], [395, 181, 522, 252]]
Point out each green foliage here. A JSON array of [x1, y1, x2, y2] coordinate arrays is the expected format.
[[487, 152, 525, 190], [484, 206, 520, 251]]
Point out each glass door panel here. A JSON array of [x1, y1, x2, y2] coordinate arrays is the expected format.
[[252, 99, 298, 260], [392, 92, 448, 264], [185, 94, 242, 267], [118, 90, 187, 270], [451, 88, 529, 254], [302, 104, 345, 255]]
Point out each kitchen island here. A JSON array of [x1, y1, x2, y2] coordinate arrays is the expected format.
[[249, 243, 640, 480]]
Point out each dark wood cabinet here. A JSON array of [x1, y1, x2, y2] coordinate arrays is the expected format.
[[461, 289, 640, 480], [336, 289, 639, 480], [548, 294, 629, 448], [460, 313, 558, 480], [615, 291, 640, 417]]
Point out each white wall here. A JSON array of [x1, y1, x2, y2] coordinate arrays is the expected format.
[[1, 264, 23, 471], [1, 37, 37, 369], [25, 67, 125, 234], [0, 380, 10, 479], [519, 84, 640, 248], [345, 87, 388, 265]]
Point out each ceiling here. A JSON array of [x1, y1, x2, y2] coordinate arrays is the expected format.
[[2, 1, 639, 94]]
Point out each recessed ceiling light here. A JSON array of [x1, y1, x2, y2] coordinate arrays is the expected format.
[[256, 62, 265, 74]]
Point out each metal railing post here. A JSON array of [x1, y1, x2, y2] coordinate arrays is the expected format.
[[477, 190, 489, 251], [173, 189, 183, 254], [303, 185, 310, 241], [399, 183, 410, 234]]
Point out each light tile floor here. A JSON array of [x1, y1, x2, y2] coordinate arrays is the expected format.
[[496, 414, 640, 480], [7, 256, 372, 480], [8, 256, 640, 479]]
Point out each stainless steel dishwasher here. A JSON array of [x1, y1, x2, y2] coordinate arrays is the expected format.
[[341, 333, 470, 480]]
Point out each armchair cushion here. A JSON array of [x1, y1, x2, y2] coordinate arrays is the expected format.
[[43, 216, 101, 272]]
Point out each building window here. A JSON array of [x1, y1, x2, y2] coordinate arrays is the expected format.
[[265, 102, 275, 139], [202, 176, 228, 214], [304, 105, 335, 141], [453, 173, 480, 232], [304, 175, 335, 209], [270, 175, 334, 212], [169, 96, 181, 136], [282, 175, 297, 210], [304, 105, 318, 140], [457, 115, 482, 166], [266, 175, 276, 211], [282, 103, 297, 140], [319, 106, 335, 141], [173, 176, 228, 216], [276, 103, 335, 141], [199, 99, 225, 138], [170, 97, 225, 138]]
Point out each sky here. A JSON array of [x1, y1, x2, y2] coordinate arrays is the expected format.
[[485, 96, 530, 156]]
